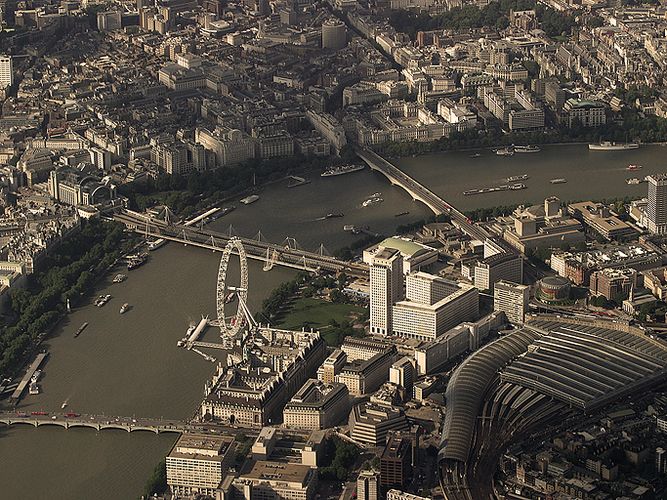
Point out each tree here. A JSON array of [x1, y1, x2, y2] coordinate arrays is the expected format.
[[143, 459, 167, 498]]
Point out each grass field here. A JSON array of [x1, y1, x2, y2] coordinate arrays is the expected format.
[[278, 297, 367, 345]]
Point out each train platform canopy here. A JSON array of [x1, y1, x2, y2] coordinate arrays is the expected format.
[[501, 319, 667, 411]]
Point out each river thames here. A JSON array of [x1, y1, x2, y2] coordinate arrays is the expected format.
[[0, 144, 662, 498]]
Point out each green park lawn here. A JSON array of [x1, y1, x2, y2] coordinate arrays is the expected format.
[[278, 297, 367, 345]]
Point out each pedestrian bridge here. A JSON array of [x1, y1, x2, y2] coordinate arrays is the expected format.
[[0, 411, 188, 434]]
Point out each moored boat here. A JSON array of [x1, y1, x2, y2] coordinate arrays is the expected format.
[[513, 145, 540, 153], [321, 164, 365, 177], [496, 147, 514, 157], [589, 141, 639, 151], [506, 174, 529, 182], [74, 322, 89, 338], [240, 194, 260, 205]]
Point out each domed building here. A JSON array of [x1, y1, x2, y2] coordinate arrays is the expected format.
[[537, 276, 571, 304]]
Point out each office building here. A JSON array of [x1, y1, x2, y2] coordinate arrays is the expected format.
[[658, 414, 667, 433], [646, 174, 667, 235], [96, 10, 122, 31], [392, 277, 479, 341], [231, 461, 317, 500], [283, 379, 350, 430], [336, 347, 396, 396], [469, 252, 523, 291], [494, 280, 529, 324], [0, 55, 13, 88], [657, 447, 666, 474], [389, 357, 414, 401], [166, 433, 235, 497], [589, 267, 637, 301], [357, 469, 380, 500], [341, 337, 390, 362], [380, 432, 413, 488], [364, 238, 438, 275], [501, 198, 585, 253], [349, 402, 409, 446], [321, 18, 347, 50], [568, 201, 636, 240], [316, 349, 346, 383], [201, 328, 326, 427], [413, 312, 507, 375], [370, 248, 403, 335]]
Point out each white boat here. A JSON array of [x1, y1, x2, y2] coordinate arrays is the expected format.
[[627, 178, 641, 185], [496, 147, 514, 157], [120, 303, 130, 314], [550, 178, 567, 184], [321, 164, 365, 177], [588, 141, 639, 151], [61, 402, 68, 409], [95, 294, 111, 307], [506, 174, 529, 182], [147, 238, 166, 251], [362, 197, 383, 207], [112, 274, 126, 283], [29, 382, 40, 395], [513, 145, 540, 153], [240, 194, 260, 205]]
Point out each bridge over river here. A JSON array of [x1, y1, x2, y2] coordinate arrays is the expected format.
[[0, 411, 189, 434], [356, 148, 490, 242], [114, 211, 370, 278]]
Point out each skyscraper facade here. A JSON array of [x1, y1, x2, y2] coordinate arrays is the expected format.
[[646, 174, 667, 235], [370, 248, 403, 335], [0, 55, 13, 89]]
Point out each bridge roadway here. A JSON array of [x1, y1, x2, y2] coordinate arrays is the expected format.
[[114, 211, 369, 278], [356, 148, 489, 242], [0, 411, 189, 434]]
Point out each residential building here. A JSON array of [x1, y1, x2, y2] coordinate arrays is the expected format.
[[589, 267, 638, 301], [357, 469, 380, 500], [0, 55, 13, 88], [380, 432, 413, 488], [562, 99, 606, 128]]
